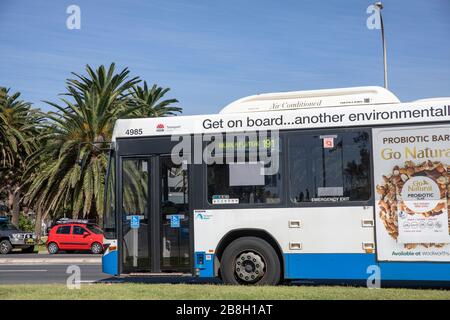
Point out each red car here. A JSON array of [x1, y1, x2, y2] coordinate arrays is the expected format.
[[46, 221, 104, 254]]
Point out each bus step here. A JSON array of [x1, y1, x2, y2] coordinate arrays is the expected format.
[[127, 273, 192, 277]]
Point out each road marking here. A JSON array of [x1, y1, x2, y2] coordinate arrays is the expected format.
[[0, 269, 48, 272]]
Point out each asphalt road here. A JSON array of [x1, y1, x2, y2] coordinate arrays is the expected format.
[[0, 253, 218, 285], [1, 253, 100, 259], [0, 253, 108, 284], [0, 264, 108, 284]]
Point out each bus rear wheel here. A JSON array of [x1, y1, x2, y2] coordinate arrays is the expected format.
[[220, 237, 281, 285]]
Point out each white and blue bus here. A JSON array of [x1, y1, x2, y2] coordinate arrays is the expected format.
[[102, 86, 450, 285]]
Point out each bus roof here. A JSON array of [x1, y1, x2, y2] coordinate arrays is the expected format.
[[112, 86, 450, 141], [219, 86, 400, 114]]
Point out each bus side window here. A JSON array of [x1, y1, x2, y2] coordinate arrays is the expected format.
[[289, 130, 371, 203], [206, 134, 282, 205]]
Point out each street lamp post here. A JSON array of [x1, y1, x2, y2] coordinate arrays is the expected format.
[[375, 2, 388, 89]]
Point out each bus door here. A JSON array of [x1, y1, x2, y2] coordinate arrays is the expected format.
[[120, 155, 191, 274]]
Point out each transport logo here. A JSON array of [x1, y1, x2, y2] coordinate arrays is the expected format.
[[156, 123, 165, 132], [195, 211, 212, 221]]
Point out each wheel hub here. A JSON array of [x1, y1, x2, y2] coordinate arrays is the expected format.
[[235, 251, 265, 282]]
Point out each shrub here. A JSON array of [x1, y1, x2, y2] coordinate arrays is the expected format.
[[19, 214, 34, 232]]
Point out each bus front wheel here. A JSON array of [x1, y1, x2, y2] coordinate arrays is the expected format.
[[220, 236, 281, 285]]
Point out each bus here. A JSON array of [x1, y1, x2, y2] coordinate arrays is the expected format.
[[102, 86, 450, 285]]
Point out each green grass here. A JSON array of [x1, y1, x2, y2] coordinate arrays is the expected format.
[[36, 243, 48, 253], [36, 236, 48, 253], [0, 283, 449, 300]]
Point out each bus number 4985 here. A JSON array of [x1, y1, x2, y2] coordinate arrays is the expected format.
[[125, 128, 143, 136]]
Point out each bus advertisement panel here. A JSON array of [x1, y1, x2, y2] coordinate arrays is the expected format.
[[373, 125, 450, 262]]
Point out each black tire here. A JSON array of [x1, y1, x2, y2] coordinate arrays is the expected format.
[[47, 242, 59, 254], [90, 242, 103, 254], [22, 246, 35, 253], [0, 240, 12, 254], [220, 236, 281, 285]]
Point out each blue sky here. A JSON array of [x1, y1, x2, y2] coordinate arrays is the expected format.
[[0, 0, 449, 115]]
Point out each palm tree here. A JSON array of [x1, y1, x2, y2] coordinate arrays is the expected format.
[[0, 88, 35, 168], [0, 88, 41, 226], [130, 81, 181, 117], [25, 63, 181, 223]]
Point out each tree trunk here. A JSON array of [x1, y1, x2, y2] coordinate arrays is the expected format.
[[87, 201, 98, 223], [34, 205, 43, 241], [7, 189, 14, 210], [11, 186, 20, 227]]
